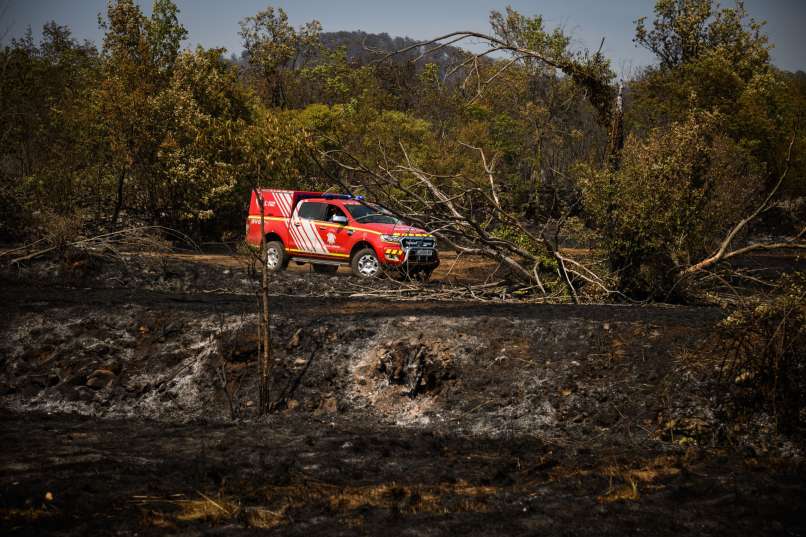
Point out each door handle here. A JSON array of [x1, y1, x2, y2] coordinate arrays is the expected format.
[[294, 223, 301, 227]]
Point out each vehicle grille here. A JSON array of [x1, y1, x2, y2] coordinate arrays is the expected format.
[[401, 237, 435, 249]]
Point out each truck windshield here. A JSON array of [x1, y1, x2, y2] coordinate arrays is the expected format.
[[346, 204, 400, 224]]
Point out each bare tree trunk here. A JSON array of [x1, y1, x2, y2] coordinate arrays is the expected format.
[[606, 82, 624, 172], [110, 167, 126, 229], [255, 189, 272, 415]]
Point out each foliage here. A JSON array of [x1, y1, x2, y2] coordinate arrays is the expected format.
[[628, 0, 801, 191], [590, 0, 806, 297], [152, 47, 253, 229], [634, 0, 769, 71], [489, 7, 615, 123], [582, 111, 762, 298], [718, 273, 806, 433], [238, 6, 322, 108], [0, 23, 100, 239], [0, 0, 803, 293]]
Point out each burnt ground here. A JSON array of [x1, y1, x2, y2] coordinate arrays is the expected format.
[[1, 252, 805, 535]]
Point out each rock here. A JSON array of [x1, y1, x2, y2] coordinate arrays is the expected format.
[[318, 397, 338, 414], [67, 372, 88, 386], [86, 369, 116, 390], [103, 360, 122, 375], [76, 386, 95, 402], [28, 375, 48, 387], [47, 370, 61, 386], [287, 329, 302, 350]]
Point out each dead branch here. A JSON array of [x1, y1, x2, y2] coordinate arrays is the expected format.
[[367, 29, 615, 123], [319, 140, 621, 302], [6, 226, 198, 266], [249, 185, 273, 416], [684, 135, 802, 275], [459, 142, 500, 209]]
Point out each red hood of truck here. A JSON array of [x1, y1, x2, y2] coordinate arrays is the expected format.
[[357, 223, 431, 236]]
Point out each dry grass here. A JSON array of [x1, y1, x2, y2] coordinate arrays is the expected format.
[[136, 456, 685, 527], [135, 481, 498, 531], [175, 494, 239, 522], [596, 455, 682, 503], [0, 507, 55, 523], [326, 481, 496, 514], [244, 506, 287, 529], [598, 477, 640, 503]]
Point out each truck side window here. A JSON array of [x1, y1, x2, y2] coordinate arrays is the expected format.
[[298, 201, 326, 221], [325, 204, 347, 222]]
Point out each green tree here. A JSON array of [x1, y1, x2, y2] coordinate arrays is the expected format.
[[582, 111, 761, 298], [97, 0, 187, 226], [628, 0, 798, 187], [0, 23, 100, 239], [151, 47, 254, 233], [585, 0, 805, 297], [238, 6, 321, 108]]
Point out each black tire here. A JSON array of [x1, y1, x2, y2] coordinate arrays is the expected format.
[[265, 240, 287, 272], [312, 264, 338, 274], [351, 248, 381, 278]]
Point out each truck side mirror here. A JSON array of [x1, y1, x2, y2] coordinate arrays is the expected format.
[[331, 214, 348, 225]]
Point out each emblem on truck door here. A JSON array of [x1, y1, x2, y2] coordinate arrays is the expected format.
[[327, 232, 336, 245]]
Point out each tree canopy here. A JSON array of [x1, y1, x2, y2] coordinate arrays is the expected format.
[[1, 0, 803, 298]]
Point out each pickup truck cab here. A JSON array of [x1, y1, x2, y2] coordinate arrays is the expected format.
[[246, 189, 439, 279]]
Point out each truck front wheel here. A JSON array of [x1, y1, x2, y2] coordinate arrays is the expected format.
[[265, 240, 288, 272], [351, 248, 381, 278]]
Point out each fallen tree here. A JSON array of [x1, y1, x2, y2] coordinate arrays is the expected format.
[[683, 136, 805, 276], [318, 141, 619, 303], [308, 8, 628, 302]]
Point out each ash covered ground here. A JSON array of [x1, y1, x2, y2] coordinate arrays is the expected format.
[[1, 252, 804, 536]]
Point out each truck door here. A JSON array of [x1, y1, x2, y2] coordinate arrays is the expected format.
[[320, 204, 350, 257], [292, 201, 330, 256]]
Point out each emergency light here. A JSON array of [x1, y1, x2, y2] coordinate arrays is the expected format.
[[322, 193, 365, 201]]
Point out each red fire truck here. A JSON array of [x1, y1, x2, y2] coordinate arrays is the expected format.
[[246, 190, 439, 279]]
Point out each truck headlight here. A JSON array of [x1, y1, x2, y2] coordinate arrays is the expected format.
[[381, 234, 401, 243]]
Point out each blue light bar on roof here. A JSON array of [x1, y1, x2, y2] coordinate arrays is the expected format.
[[322, 193, 365, 201]]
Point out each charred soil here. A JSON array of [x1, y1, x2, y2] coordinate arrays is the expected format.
[[1, 253, 804, 535]]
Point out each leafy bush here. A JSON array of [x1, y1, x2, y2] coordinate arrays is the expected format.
[[719, 274, 806, 433], [581, 111, 761, 299]]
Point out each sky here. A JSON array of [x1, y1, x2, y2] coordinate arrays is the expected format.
[[3, 0, 805, 75]]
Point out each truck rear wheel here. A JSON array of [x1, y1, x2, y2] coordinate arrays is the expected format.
[[351, 248, 381, 278], [265, 240, 287, 272]]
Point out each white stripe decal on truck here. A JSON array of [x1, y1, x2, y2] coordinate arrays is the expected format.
[[302, 219, 325, 254]]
